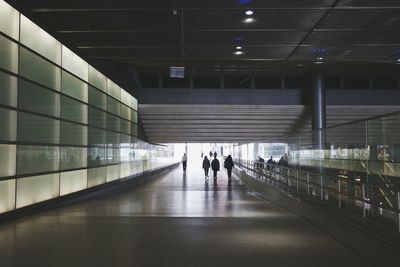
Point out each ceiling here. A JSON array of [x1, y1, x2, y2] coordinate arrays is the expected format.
[[139, 104, 400, 143], [7, 0, 400, 75], [7, 0, 400, 143]]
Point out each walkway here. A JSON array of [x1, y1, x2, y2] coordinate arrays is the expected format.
[[0, 158, 370, 267]]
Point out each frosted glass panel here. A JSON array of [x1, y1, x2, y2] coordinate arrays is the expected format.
[[0, 71, 17, 107], [120, 119, 131, 135], [20, 15, 61, 64], [88, 127, 106, 145], [107, 113, 120, 132], [131, 97, 138, 111], [16, 173, 59, 208], [120, 105, 131, 121], [107, 146, 120, 164], [88, 146, 106, 167], [60, 169, 87, 195], [120, 163, 131, 178], [0, 0, 19, 40], [107, 96, 120, 116], [18, 113, 60, 144], [60, 147, 87, 170], [20, 47, 61, 90], [89, 86, 107, 110], [62, 71, 88, 102], [0, 108, 16, 141], [88, 107, 106, 128], [88, 66, 106, 92], [131, 110, 138, 124], [107, 132, 120, 146], [107, 79, 121, 100], [61, 121, 88, 146], [0, 145, 16, 177], [87, 167, 107, 187], [17, 145, 60, 175], [0, 35, 18, 73], [62, 46, 88, 81], [132, 124, 138, 137], [0, 179, 15, 212], [120, 90, 131, 106], [107, 165, 120, 182], [61, 96, 88, 124], [19, 79, 60, 117]]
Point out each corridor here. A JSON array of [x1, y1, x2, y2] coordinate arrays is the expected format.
[[0, 158, 369, 267]]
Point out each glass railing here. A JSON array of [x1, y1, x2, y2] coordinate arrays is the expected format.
[[234, 159, 400, 232], [229, 110, 400, 232]]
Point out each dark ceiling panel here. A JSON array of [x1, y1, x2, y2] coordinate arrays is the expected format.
[[318, 9, 400, 29], [183, 9, 325, 30], [83, 47, 182, 58], [62, 31, 179, 47], [184, 31, 307, 46], [178, 0, 336, 8], [17, 0, 172, 9], [30, 10, 176, 31], [187, 46, 294, 60], [304, 30, 400, 45], [337, 0, 400, 8], [291, 45, 399, 61]]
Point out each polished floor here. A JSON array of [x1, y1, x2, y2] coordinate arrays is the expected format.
[[0, 159, 370, 267]]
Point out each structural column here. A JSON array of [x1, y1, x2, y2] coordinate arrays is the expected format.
[[312, 69, 326, 148]]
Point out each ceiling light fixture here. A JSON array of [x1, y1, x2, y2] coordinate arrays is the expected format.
[[245, 10, 254, 16], [234, 51, 244, 55], [243, 17, 255, 23], [236, 46, 243, 50], [317, 57, 323, 60]]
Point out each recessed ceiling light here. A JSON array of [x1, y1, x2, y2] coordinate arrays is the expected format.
[[245, 10, 254, 16], [236, 46, 243, 50], [297, 64, 303, 67], [317, 57, 323, 60], [243, 17, 255, 23], [234, 51, 244, 55], [314, 61, 324, 64], [397, 58, 400, 62]]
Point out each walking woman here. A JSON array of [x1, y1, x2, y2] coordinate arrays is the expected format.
[[202, 156, 210, 180], [211, 154, 220, 181], [224, 155, 234, 180], [181, 153, 187, 172]]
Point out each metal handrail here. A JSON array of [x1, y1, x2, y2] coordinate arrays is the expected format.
[[234, 158, 400, 232]]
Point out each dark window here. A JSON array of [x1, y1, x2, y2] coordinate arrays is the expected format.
[[224, 76, 251, 89], [285, 77, 311, 89], [325, 77, 341, 89], [193, 76, 220, 88], [343, 77, 369, 90], [162, 76, 190, 88], [140, 76, 159, 88], [372, 78, 398, 90], [254, 77, 281, 89]]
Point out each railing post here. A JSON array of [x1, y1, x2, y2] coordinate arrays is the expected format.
[[338, 179, 341, 208], [362, 184, 366, 218], [320, 175, 323, 200], [296, 169, 299, 191], [397, 191, 400, 233], [307, 172, 310, 195]]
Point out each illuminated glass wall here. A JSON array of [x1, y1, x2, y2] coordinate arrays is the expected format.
[[0, 0, 175, 214]]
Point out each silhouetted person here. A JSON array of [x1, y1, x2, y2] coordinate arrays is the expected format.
[[214, 151, 217, 158], [209, 151, 213, 159], [267, 156, 273, 170], [211, 154, 220, 180], [224, 155, 234, 180], [202, 156, 210, 180], [181, 153, 187, 172], [283, 153, 289, 167]]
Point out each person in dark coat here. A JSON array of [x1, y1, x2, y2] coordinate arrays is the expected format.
[[267, 156, 273, 170], [224, 155, 234, 180], [211, 154, 220, 180], [202, 156, 210, 179]]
